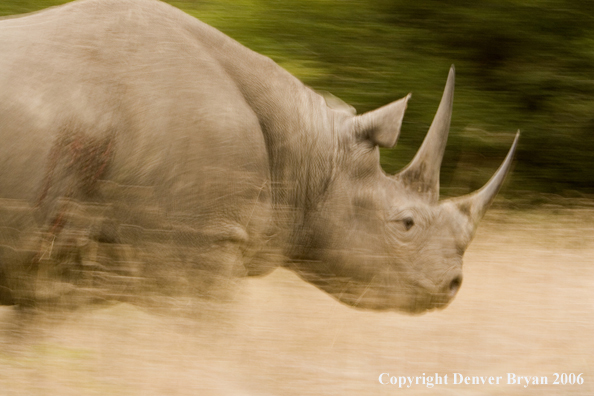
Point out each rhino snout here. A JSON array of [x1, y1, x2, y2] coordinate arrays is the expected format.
[[425, 272, 463, 310]]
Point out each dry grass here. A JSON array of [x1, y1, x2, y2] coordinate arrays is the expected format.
[[0, 207, 592, 395]]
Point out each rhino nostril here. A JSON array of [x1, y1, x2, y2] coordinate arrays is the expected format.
[[448, 276, 462, 297]]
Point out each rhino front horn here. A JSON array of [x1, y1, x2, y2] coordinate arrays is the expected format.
[[450, 131, 520, 226], [395, 65, 455, 202]]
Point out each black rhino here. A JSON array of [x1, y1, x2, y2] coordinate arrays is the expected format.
[[0, 0, 518, 312]]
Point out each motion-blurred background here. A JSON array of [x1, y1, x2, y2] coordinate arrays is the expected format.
[[4, 0, 594, 202]]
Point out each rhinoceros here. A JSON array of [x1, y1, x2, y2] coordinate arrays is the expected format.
[[0, 0, 518, 313]]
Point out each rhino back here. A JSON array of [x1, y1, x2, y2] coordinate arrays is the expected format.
[[0, 0, 271, 219]]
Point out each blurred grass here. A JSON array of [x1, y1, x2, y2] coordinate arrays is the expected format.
[[2, 0, 594, 199]]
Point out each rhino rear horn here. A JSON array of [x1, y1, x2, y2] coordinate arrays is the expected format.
[[395, 66, 455, 202], [354, 93, 411, 148]]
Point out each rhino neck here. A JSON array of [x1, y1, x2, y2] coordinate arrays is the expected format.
[[228, 63, 337, 234], [228, 67, 337, 256], [232, 71, 336, 212]]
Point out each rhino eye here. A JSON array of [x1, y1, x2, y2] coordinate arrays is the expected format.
[[402, 217, 415, 231]]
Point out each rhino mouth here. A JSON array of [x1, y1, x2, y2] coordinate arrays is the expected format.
[[346, 286, 454, 313], [328, 285, 453, 313], [288, 262, 457, 313], [398, 274, 462, 314]]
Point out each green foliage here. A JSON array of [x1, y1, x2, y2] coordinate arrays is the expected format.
[[2, 0, 593, 196], [0, 0, 69, 16]]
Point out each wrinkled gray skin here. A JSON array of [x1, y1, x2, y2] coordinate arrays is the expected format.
[[0, 0, 518, 313]]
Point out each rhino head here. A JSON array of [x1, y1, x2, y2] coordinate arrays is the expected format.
[[289, 66, 518, 313]]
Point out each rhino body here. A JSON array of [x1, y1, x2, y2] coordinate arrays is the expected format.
[[0, 0, 517, 312]]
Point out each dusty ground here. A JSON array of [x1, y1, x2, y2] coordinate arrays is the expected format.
[[0, 207, 592, 395]]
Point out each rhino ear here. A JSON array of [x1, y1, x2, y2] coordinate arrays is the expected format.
[[353, 94, 411, 148]]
